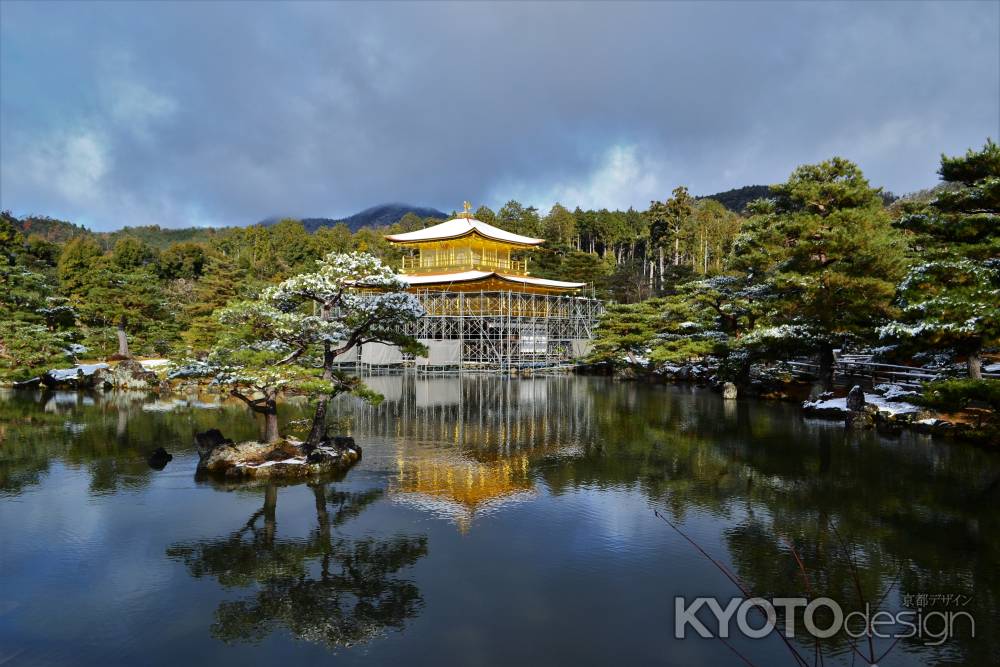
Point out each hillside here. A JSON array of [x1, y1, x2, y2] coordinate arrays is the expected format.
[[698, 185, 772, 213], [101, 225, 228, 250], [11, 215, 92, 243], [700, 184, 897, 213], [11, 203, 447, 250], [10, 217, 226, 250], [265, 203, 448, 233]]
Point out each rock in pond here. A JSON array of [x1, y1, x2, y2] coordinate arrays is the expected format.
[[846, 404, 877, 430], [196, 435, 362, 480], [195, 428, 233, 451], [41, 363, 109, 389], [93, 360, 158, 390], [803, 388, 934, 435], [846, 385, 866, 412], [148, 447, 173, 470]]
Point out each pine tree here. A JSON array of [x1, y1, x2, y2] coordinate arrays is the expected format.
[[473, 205, 496, 225], [881, 139, 1000, 378], [57, 237, 104, 295], [78, 265, 173, 357], [209, 252, 424, 443], [0, 214, 74, 379], [111, 236, 157, 270], [589, 299, 667, 366], [648, 294, 730, 365], [648, 186, 695, 268], [542, 203, 577, 245], [182, 253, 250, 352], [0, 320, 69, 381], [731, 158, 907, 387], [159, 242, 207, 280]]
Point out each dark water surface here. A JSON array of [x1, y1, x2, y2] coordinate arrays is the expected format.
[[1, 376, 997, 666]]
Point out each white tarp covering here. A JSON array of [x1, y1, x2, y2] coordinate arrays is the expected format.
[[332, 346, 358, 365], [571, 340, 593, 358], [415, 339, 463, 366], [360, 343, 404, 365]]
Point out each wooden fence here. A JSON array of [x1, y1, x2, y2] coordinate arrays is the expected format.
[[785, 354, 999, 388]]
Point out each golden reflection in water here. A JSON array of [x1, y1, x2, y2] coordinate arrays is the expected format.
[[337, 374, 592, 532], [391, 448, 536, 533]]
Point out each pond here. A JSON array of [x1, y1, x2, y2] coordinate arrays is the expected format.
[[1, 376, 997, 666]]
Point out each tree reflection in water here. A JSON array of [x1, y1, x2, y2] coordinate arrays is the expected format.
[[167, 481, 427, 649], [5, 377, 1000, 664]]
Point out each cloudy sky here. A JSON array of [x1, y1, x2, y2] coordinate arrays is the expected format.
[[1, 1, 997, 231]]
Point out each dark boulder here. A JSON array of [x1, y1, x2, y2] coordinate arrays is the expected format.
[[332, 435, 357, 450], [846, 385, 865, 412], [93, 360, 157, 390], [307, 435, 361, 463], [195, 428, 233, 452], [846, 404, 877, 430], [306, 448, 340, 464], [148, 447, 173, 470]]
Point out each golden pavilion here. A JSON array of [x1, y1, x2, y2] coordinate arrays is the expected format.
[[384, 202, 586, 295], [349, 203, 603, 369]]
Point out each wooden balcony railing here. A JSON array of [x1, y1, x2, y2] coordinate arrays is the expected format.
[[401, 254, 528, 275]]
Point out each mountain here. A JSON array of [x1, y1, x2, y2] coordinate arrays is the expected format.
[[263, 203, 449, 233], [8, 215, 226, 250], [10, 215, 92, 243], [698, 185, 772, 213], [699, 184, 897, 213]]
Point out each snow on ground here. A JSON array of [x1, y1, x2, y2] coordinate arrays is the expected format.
[[802, 393, 925, 417], [246, 458, 307, 468], [873, 383, 922, 402], [45, 364, 108, 381]]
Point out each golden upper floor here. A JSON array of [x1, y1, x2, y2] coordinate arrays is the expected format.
[[385, 214, 542, 276]]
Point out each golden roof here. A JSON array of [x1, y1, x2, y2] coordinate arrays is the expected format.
[[385, 217, 544, 247]]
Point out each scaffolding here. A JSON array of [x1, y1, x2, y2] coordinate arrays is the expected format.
[[352, 289, 604, 371], [407, 289, 603, 371]]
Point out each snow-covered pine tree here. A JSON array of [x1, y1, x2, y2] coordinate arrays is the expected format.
[[881, 139, 1000, 378]]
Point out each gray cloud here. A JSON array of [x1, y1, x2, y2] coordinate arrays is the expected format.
[[1, 1, 997, 230]]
